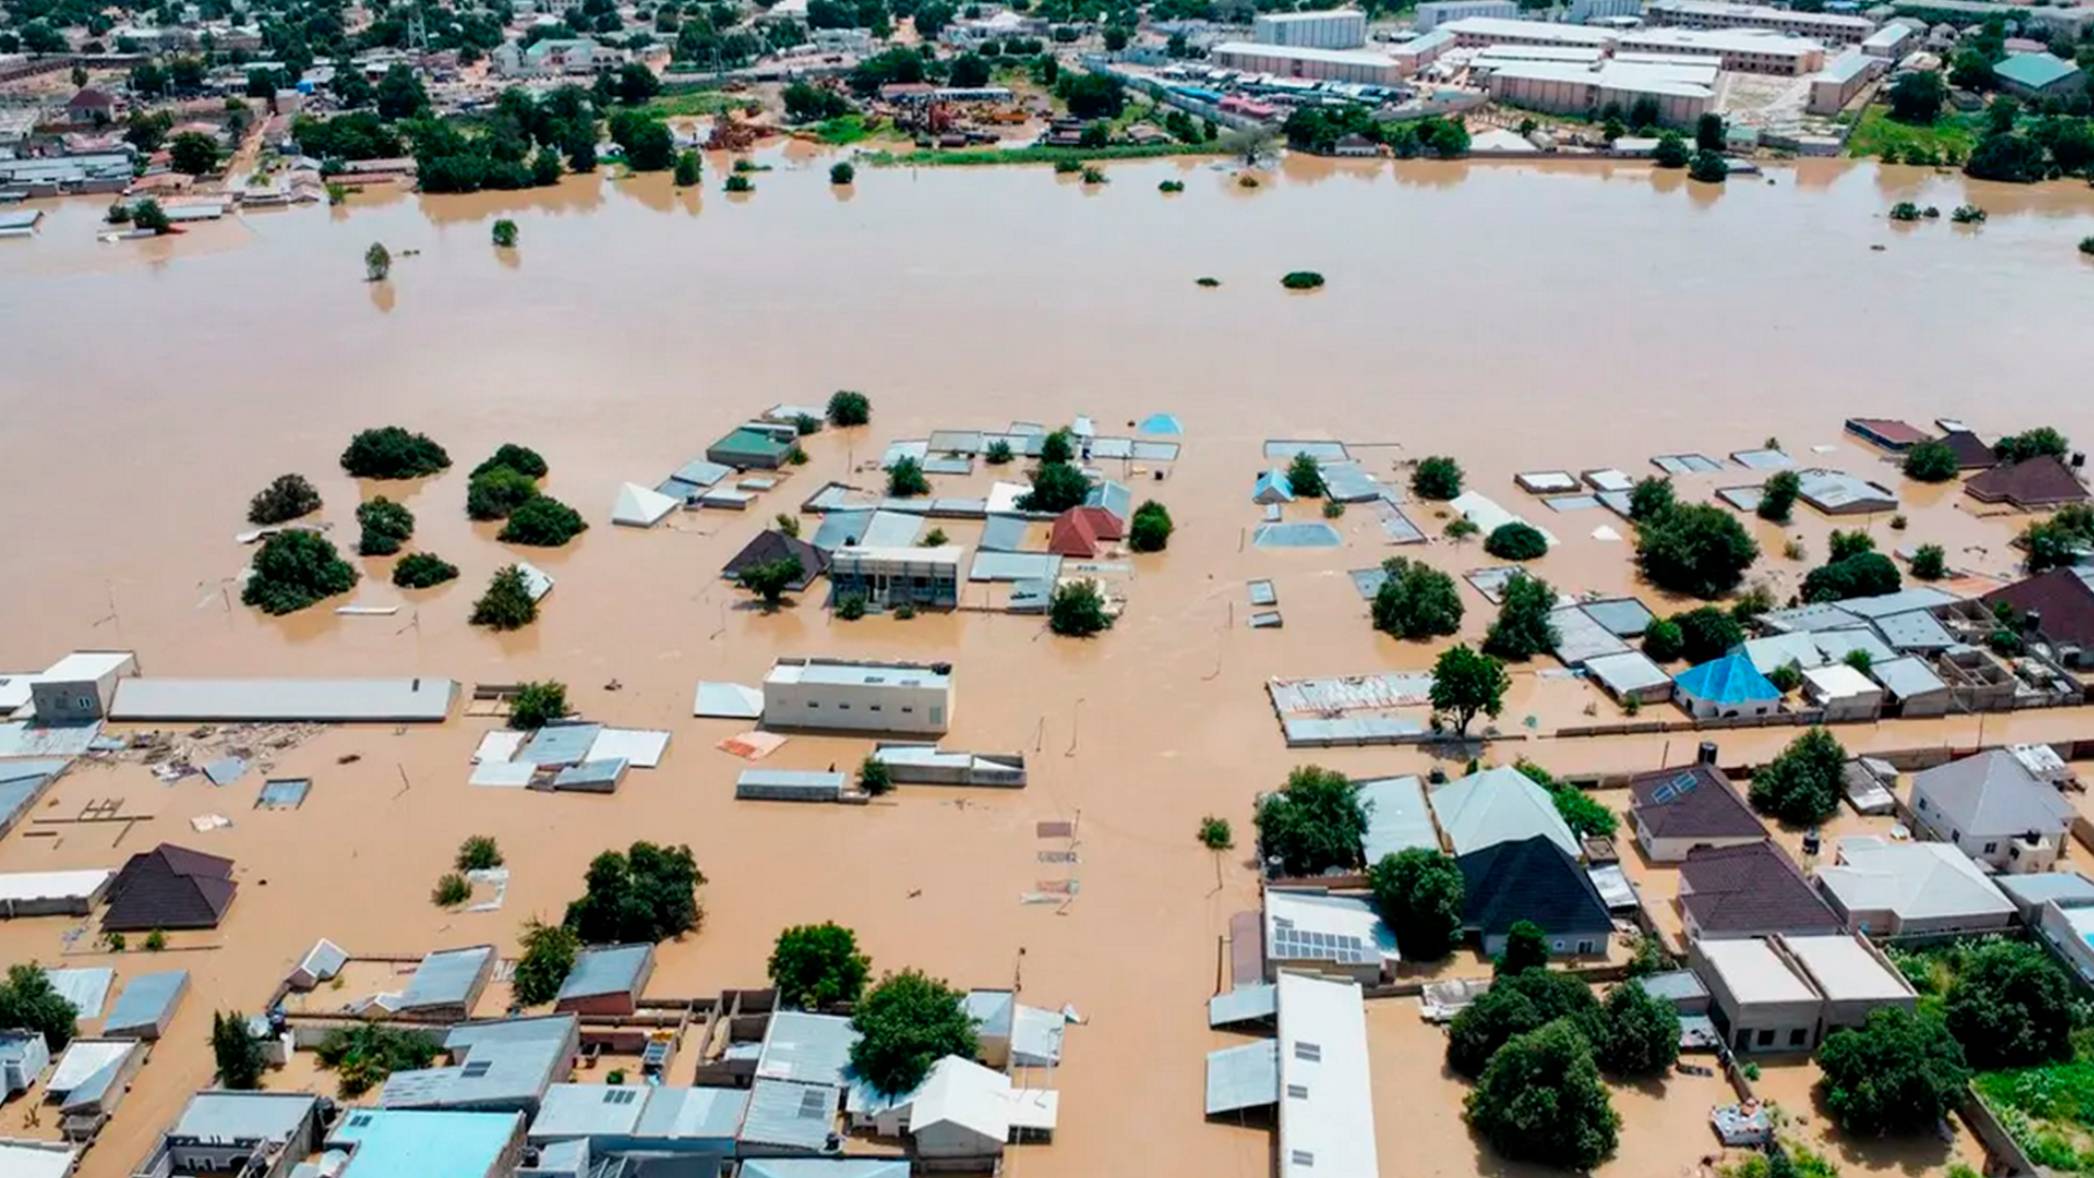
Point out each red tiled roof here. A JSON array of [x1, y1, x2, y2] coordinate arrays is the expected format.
[[1048, 509, 1102, 558], [1069, 505, 1122, 541], [1845, 418, 1929, 449], [1965, 456, 2089, 508]]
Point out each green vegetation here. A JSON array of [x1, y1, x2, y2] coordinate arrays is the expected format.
[[836, 592, 868, 621], [1653, 132, 1690, 168], [1944, 939, 2076, 1069], [467, 467, 541, 520], [849, 969, 979, 1096], [1890, 200, 1926, 222], [1768, 663, 1803, 694], [365, 241, 391, 281], [1501, 923, 1553, 974], [145, 929, 167, 951], [1802, 549, 1901, 603], [341, 426, 449, 479], [472, 444, 548, 479], [985, 439, 1014, 464], [1048, 579, 1113, 637], [1254, 766, 1365, 877], [1635, 502, 1758, 598], [830, 161, 856, 185], [211, 1011, 265, 1089], [1688, 149, 1728, 183], [738, 557, 804, 608], [828, 390, 872, 427], [1279, 270, 1326, 291], [471, 564, 539, 630], [1448, 967, 1598, 1076], [1904, 439, 1961, 482], [132, 199, 172, 235], [491, 218, 519, 248], [2021, 504, 2094, 573], [1594, 982, 1682, 1077], [393, 552, 458, 589], [770, 922, 872, 1009], [1198, 815, 1234, 851], [1817, 1007, 1970, 1136], [1128, 501, 1173, 552], [1758, 469, 1800, 523], [1976, 1056, 2094, 1171], [511, 918, 581, 1006], [1285, 451, 1326, 498], [316, 1024, 440, 1098], [1749, 727, 1846, 826], [1369, 848, 1464, 961], [1847, 104, 1979, 163], [886, 456, 930, 498], [1020, 460, 1090, 514], [1673, 606, 1745, 665], [724, 174, 755, 193], [1371, 557, 1465, 640], [0, 964, 79, 1052], [499, 496, 588, 546], [1996, 427, 2069, 465], [1952, 203, 1988, 224], [170, 130, 220, 176], [1642, 617, 1685, 662], [1628, 476, 1675, 521], [456, 835, 503, 872], [1484, 521, 1548, 562], [1910, 544, 1947, 581], [1159, 179, 1185, 193], [674, 151, 703, 187], [1080, 165, 1108, 184], [355, 496, 414, 556], [638, 89, 749, 119], [1431, 645, 1509, 739], [1483, 572, 1558, 661], [564, 841, 705, 944], [247, 473, 322, 525], [243, 531, 357, 615], [1516, 760, 1618, 839], [507, 680, 569, 731], [432, 871, 471, 907]]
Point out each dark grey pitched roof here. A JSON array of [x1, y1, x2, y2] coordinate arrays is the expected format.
[[1456, 835, 1613, 940], [1678, 840, 1841, 935], [1628, 763, 1765, 841]]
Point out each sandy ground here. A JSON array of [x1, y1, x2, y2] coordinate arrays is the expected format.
[[1, 156, 2092, 1178]]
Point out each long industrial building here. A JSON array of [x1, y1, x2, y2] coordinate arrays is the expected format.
[[1615, 26, 1828, 74], [1481, 57, 1717, 124], [1210, 41, 1405, 84], [1253, 9, 1369, 48], [1807, 49, 1883, 114], [1645, 0, 1873, 45], [1412, 0, 1517, 31], [1439, 16, 1620, 50]]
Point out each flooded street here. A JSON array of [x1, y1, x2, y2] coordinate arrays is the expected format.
[[2, 154, 2093, 1178]]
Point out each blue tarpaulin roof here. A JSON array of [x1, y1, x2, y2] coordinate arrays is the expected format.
[[1137, 413, 1183, 436], [1674, 650, 1781, 705], [1252, 470, 1295, 504]]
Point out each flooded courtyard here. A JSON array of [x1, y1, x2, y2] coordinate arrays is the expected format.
[[2, 153, 2093, 1178]]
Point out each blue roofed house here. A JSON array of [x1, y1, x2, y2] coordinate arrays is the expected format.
[[1993, 51, 2085, 100], [1252, 469, 1295, 504], [327, 1108, 526, 1178], [1673, 650, 1782, 720]]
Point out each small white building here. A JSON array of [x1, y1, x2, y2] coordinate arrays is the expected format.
[[847, 1055, 1056, 1157], [762, 658, 952, 736], [1801, 663, 1882, 721], [30, 651, 138, 723], [1254, 9, 1369, 49]]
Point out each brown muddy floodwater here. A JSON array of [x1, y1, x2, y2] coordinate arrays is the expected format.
[[1, 154, 2092, 1178]]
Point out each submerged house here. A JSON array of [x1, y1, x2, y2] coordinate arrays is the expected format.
[[1456, 835, 1613, 958], [553, 944, 654, 1017], [398, 944, 497, 1020], [102, 844, 236, 931], [381, 1014, 580, 1116], [129, 1090, 324, 1178], [1677, 840, 1842, 941], [723, 530, 830, 591], [1672, 651, 1781, 720], [762, 658, 952, 736], [827, 546, 963, 610], [1965, 455, 2089, 510]]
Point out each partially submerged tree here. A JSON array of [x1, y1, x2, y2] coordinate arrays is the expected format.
[[1371, 558, 1464, 640], [770, 922, 872, 1010], [211, 1010, 266, 1089], [242, 531, 358, 614], [1593, 982, 1680, 1077], [1368, 848, 1464, 961], [392, 552, 458, 588], [1286, 452, 1325, 498], [1446, 967, 1599, 1077], [467, 466, 540, 520], [508, 680, 569, 730], [500, 495, 588, 546], [365, 241, 392, 281], [1673, 606, 1745, 664], [1627, 476, 1675, 522], [0, 964, 79, 1052], [457, 835, 504, 871], [738, 557, 803, 608], [849, 969, 979, 1096], [247, 473, 322, 525], [1496, 920, 1550, 976], [1943, 938, 2076, 1068], [1748, 727, 1846, 825], [355, 496, 415, 556], [1017, 460, 1089, 513], [1483, 522, 1548, 562], [511, 918, 581, 1006], [827, 390, 871, 427], [471, 564, 540, 631], [886, 456, 930, 498], [1048, 579, 1112, 637], [471, 444, 549, 479], [1910, 543, 1947, 581], [341, 426, 449, 479], [1483, 572, 1557, 661], [315, 1024, 439, 1098], [1816, 1008, 1970, 1137], [491, 218, 519, 248], [1127, 501, 1173, 552], [1903, 440, 1959, 483], [1802, 551, 1901, 603], [1465, 1020, 1620, 1171], [563, 841, 706, 944], [1636, 503, 1758, 598], [858, 755, 893, 796], [1758, 469, 1801, 523], [1254, 766, 1365, 877], [1198, 815, 1234, 850], [1430, 645, 1509, 739]]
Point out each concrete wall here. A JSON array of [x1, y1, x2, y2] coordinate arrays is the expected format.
[[763, 678, 951, 736]]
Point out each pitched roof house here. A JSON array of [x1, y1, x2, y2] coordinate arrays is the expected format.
[[102, 844, 236, 931], [1938, 429, 1998, 470], [1428, 766, 1580, 858], [721, 529, 830, 591], [1965, 455, 2089, 509], [1456, 835, 1614, 958], [1676, 840, 1841, 940], [1909, 749, 2076, 872], [1984, 568, 2094, 651], [1672, 651, 1782, 720], [1628, 760, 1765, 862], [1815, 835, 2016, 936], [1047, 507, 1121, 557]]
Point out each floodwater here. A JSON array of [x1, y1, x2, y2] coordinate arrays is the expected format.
[[2, 153, 2094, 1178]]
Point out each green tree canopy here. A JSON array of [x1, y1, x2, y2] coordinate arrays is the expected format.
[[393, 552, 458, 588], [1636, 503, 1758, 598], [243, 530, 357, 614], [169, 130, 220, 176], [563, 841, 706, 944], [1888, 70, 1945, 123], [1127, 501, 1173, 552], [1368, 848, 1465, 961], [1497, 920, 1549, 976], [1465, 1019, 1620, 1170], [499, 495, 588, 546], [1641, 617, 1684, 661], [1593, 982, 1680, 1077], [1759, 469, 1801, 523], [1816, 1007, 1970, 1136], [1254, 766, 1365, 877], [739, 557, 804, 607], [1017, 460, 1089, 513], [1628, 476, 1676, 521], [1673, 606, 1744, 664], [212, 1010, 266, 1088], [1371, 557, 1464, 640], [1995, 427, 2068, 464], [472, 443, 549, 479], [509, 680, 569, 729], [1943, 938, 2076, 1069], [467, 466, 540, 520], [1286, 452, 1325, 498], [355, 496, 415, 556], [1446, 967, 1600, 1077], [1903, 439, 1960, 482], [341, 426, 449, 479], [1411, 455, 1463, 500], [1047, 578, 1112, 636], [1748, 727, 1846, 825], [849, 969, 979, 1095], [1484, 522, 1548, 562], [1431, 645, 1509, 738], [887, 456, 931, 498], [1483, 572, 1557, 661], [511, 918, 581, 1006], [248, 473, 322, 525], [0, 964, 79, 1051], [472, 565, 539, 630], [769, 922, 872, 1009], [1802, 552, 1900, 603]]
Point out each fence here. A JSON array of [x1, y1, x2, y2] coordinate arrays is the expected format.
[[1959, 1089, 2044, 1178]]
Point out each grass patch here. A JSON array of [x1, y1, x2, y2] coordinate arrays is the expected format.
[[864, 142, 1225, 167], [638, 88, 752, 119], [1845, 104, 1980, 162], [1977, 1056, 2094, 1173], [814, 114, 892, 145]]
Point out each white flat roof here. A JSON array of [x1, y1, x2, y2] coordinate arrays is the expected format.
[[0, 869, 113, 902], [1441, 16, 1619, 43], [1258, 9, 1366, 21], [1816, 50, 1876, 81], [1276, 971, 1378, 1178], [766, 660, 950, 690], [1783, 934, 1912, 1003], [1620, 26, 1826, 53], [1699, 938, 1817, 1004], [39, 651, 134, 681], [1212, 41, 1401, 66], [1472, 43, 1607, 62], [0, 1139, 77, 1178], [109, 677, 456, 722]]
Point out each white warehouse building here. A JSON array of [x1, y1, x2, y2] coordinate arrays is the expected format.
[[1210, 41, 1405, 84], [1412, 0, 1517, 31], [1615, 26, 1829, 74], [1482, 58, 1717, 123], [1253, 9, 1369, 49], [762, 657, 953, 736], [1645, 0, 1872, 45]]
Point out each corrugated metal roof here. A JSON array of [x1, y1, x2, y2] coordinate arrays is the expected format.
[[1204, 1040, 1278, 1115], [757, 1011, 860, 1087], [556, 944, 652, 1002], [103, 970, 187, 1035], [45, 968, 113, 1018], [517, 723, 604, 768], [738, 1078, 840, 1152], [401, 945, 493, 1009], [166, 1090, 317, 1143], [1208, 983, 1278, 1028], [108, 678, 455, 722]]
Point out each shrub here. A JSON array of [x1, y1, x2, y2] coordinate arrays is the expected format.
[[248, 474, 322, 524], [1636, 504, 1758, 598], [471, 444, 548, 479], [1904, 440, 1960, 482], [836, 591, 868, 620], [1285, 452, 1325, 498], [365, 241, 391, 281], [1198, 816, 1234, 850], [1910, 543, 1947, 580], [1674, 606, 1745, 664], [1758, 470, 1800, 523], [829, 161, 855, 184], [1688, 149, 1727, 183], [792, 415, 821, 438], [1950, 203, 1986, 224], [849, 970, 979, 1096], [1159, 179, 1184, 192], [985, 439, 1013, 464], [1368, 848, 1464, 961], [341, 426, 449, 478], [1322, 500, 1345, 519], [724, 174, 753, 192], [133, 198, 171, 233], [564, 841, 706, 943], [1484, 522, 1548, 561], [491, 218, 518, 247], [500, 496, 588, 546], [1816, 1008, 1969, 1136], [674, 151, 702, 185], [1890, 200, 1923, 222], [355, 496, 414, 556], [1652, 131, 1689, 168], [392, 552, 458, 588], [471, 564, 539, 630], [145, 929, 167, 951], [1371, 558, 1464, 640], [1279, 270, 1325, 290], [1053, 158, 1083, 174], [857, 755, 893, 796], [242, 531, 357, 614], [212, 1011, 266, 1089], [1040, 428, 1076, 465], [432, 872, 471, 906], [1445, 517, 1481, 542], [1483, 572, 1557, 661], [1995, 427, 2068, 464], [1943, 939, 2076, 1068], [1048, 579, 1112, 636], [1128, 501, 1173, 552], [886, 456, 930, 498], [827, 390, 871, 426], [1768, 662, 1803, 693], [1641, 618, 1684, 661], [771, 922, 872, 1009], [1254, 766, 1365, 877], [1802, 551, 1900, 603], [456, 835, 503, 871], [508, 680, 569, 729], [1749, 727, 1846, 825], [1411, 456, 1464, 500], [467, 466, 540, 520], [315, 1024, 439, 1097], [1080, 166, 1107, 184], [511, 918, 580, 1006]]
